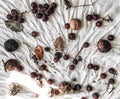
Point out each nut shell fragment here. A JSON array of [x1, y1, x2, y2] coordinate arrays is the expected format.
[[54, 36, 64, 51], [34, 45, 44, 60], [70, 19, 81, 30], [59, 81, 72, 93]]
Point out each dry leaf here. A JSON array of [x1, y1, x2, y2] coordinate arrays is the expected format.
[[34, 45, 44, 60], [54, 37, 64, 50], [5, 20, 23, 32]]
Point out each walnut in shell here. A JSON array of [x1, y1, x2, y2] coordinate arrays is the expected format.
[[3, 59, 23, 72], [8, 82, 21, 96], [54, 36, 64, 51], [70, 19, 81, 30], [97, 39, 111, 53], [59, 81, 72, 93], [34, 45, 44, 60]]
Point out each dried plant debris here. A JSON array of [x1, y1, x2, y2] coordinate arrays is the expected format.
[[54, 37, 64, 51], [34, 45, 44, 60], [59, 81, 72, 93], [8, 82, 21, 96], [3, 59, 23, 72], [5, 20, 23, 32], [36, 80, 44, 88]]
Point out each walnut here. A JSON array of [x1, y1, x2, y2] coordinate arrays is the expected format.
[[3, 59, 23, 72], [59, 81, 72, 93], [8, 82, 21, 96], [97, 39, 111, 53], [70, 19, 81, 30]]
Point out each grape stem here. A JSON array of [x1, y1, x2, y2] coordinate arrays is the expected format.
[[66, 45, 85, 71], [102, 15, 113, 22], [66, 0, 101, 9]]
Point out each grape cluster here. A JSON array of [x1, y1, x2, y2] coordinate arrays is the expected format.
[[6, 9, 25, 23], [31, 2, 57, 22], [86, 13, 113, 27]]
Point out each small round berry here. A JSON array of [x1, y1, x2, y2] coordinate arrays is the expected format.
[[108, 68, 116, 74], [11, 9, 18, 16], [38, 4, 43, 9], [92, 14, 100, 20], [87, 63, 94, 69], [100, 73, 107, 79], [54, 89, 60, 95], [108, 78, 115, 84], [13, 15, 19, 21], [31, 2, 37, 8], [92, 92, 99, 99], [37, 74, 43, 80], [31, 8, 38, 14], [42, 15, 48, 22], [83, 42, 90, 48], [73, 84, 81, 91], [93, 65, 99, 71], [69, 65, 76, 70], [63, 54, 70, 60], [43, 3, 49, 9], [53, 58, 59, 62], [31, 31, 39, 37], [47, 79, 54, 84], [68, 33, 76, 40], [78, 56, 82, 61], [86, 14, 93, 21], [65, 23, 70, 29], [18, 17, 25, 23], [30, 72, 37, 78], [44, 47, 50, 52], [45, 8, 54, 16], [6, 14, 13, 20], [51, 2, 57, 9], [96, 21, 103, 27], [81, 97, 87, 99], [108, 35, 115, 41], [36, 13, 43, 19], [86, 85, 93, 92], [54, 52, 62, 59], [39, 64, 47, 71], [72, 59, 78, 65]]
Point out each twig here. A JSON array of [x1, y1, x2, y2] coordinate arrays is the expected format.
[[64, 0, 101, 9], [72, 0, 100, 8]]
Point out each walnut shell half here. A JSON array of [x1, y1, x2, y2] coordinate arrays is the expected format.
[[97, 39, 111, 53], [70, 19, 81, 30]]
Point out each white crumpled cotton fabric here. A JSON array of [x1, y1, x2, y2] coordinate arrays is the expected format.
[[0, 0, 120, 99]]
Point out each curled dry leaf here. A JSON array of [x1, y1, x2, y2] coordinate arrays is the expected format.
[[54, 37, 64, 51], [5, 20, 23, 32], [8, 82, 21, 96], [34, 45, 44, 60]]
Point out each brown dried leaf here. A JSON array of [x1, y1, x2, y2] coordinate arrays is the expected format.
[[54, 37, 64, 51], [34, 45, 44, 60]]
